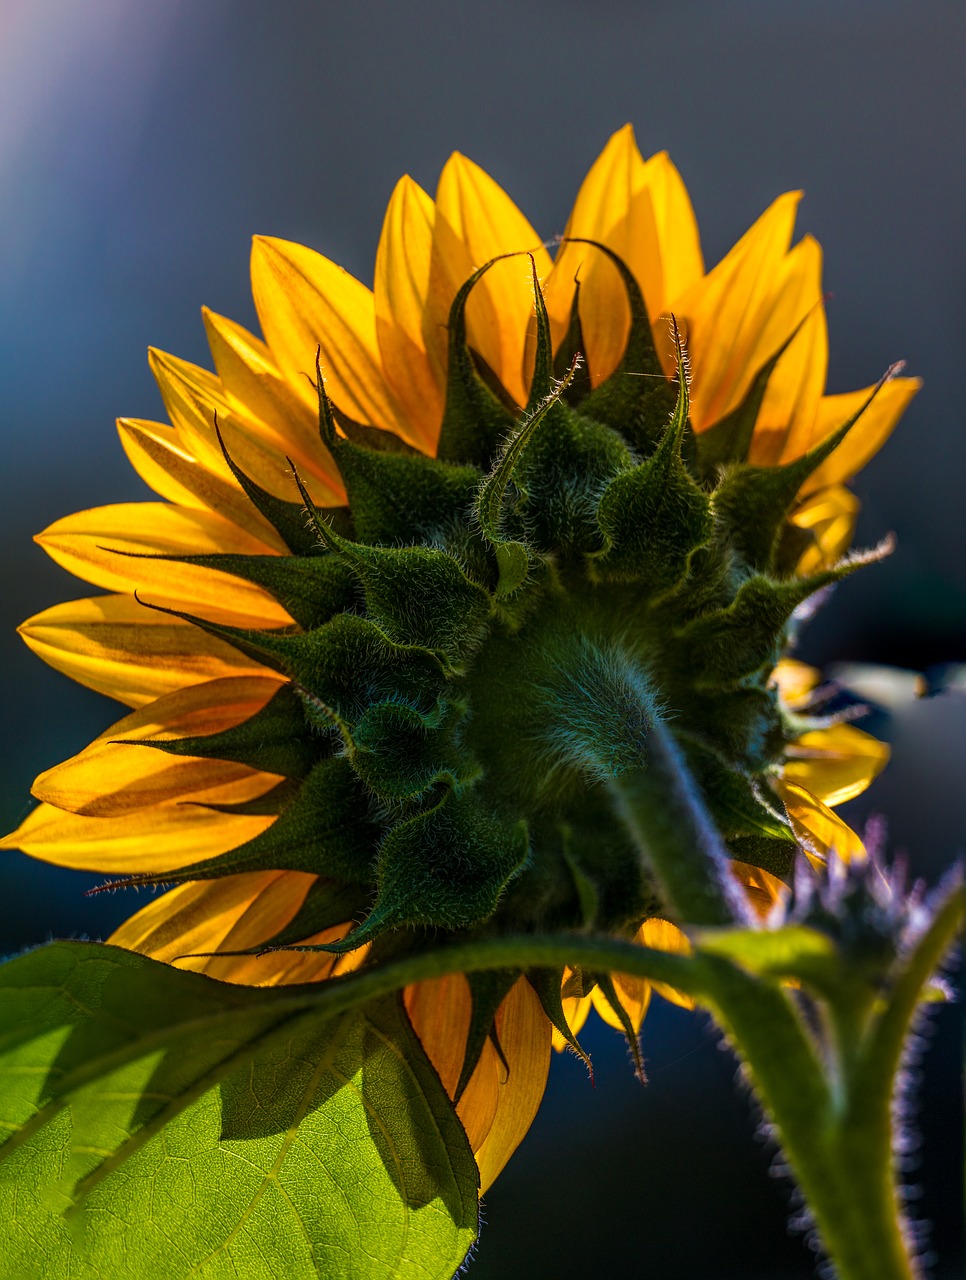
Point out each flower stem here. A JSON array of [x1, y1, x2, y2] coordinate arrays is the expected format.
[[701, 954, 920, 1280], [604, 722, 964, 1280], [610, 716, 752, 926]]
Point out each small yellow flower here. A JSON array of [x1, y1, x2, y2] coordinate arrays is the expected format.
[[3, 125, 915, 1190]]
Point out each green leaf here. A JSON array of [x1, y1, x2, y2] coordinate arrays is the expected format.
[[0, 942, 479, 1280], [697, 923, 837, 978]]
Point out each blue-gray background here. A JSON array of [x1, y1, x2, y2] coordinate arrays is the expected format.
[[1, 2, 964, 1275]]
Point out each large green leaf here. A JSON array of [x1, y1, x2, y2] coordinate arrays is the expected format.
[[0, 942, 479, 1280]]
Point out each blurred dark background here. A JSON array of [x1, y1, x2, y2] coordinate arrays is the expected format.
[[1, 1, 964, 1275]]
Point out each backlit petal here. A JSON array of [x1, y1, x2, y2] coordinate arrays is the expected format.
[[730, 860, 789, 919], [250, 235, 411, 442], [202, 307, 344, 501], [435, 153, 551, 407], [789, 485, 860, 574], [772, 779, 866, 864], [31, 676, 284, 815], [111, 871, 366, 985], [639, 149, 704, 312], [543, 124, 649, 387], [783, 725, 889, 806], [637, 919, 695, 1010], [471, 978, 551, 1193], [550, 992, 593, 1053], [747, 243, 828, 465], [797, 376, 922, 494], [116, 418, 287, 549], [374, 176, 446, 450], [149, 347, 336, 506], [404, 974, 500, 1156], [770, 658, 822, 709], [0, 773, 275, 871], [404, 975, 474, 1103], [36, 503, 291, 628], [19, 594, 266, 707], [591, 972, 651, 1033], [675, 191, 803, 429]]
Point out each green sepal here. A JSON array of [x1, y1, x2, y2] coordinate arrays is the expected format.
[[594, 328, 712, 585], [552, 286, 592, 404], [104, 757, 379, 891], [526, 967, 593, 1072], [329, 438, 482, 548], [436, 257, 520, 468], [674, 733, 794, 842], [453, 968, 522, 1103], [138, 601, 447, 725], [510, 262, 635, 558], [711, 372, 895, 572], [351, 699, 475, 800], [130, 682, 321, 779], [294, 479, 492, 665], [561, 831, 601, 929], [676, 568, 847, 687], [160, 550, 360, 630], [488, 370, 630, 569], [694, 312, 814, 483], [593, 971, 646, 1082], [569, 238, 676, 454], [201, 877, 372, 959], [311, 355, 484, 547], [213, 419, 321, 556], [313, 788, 530, 952], [199, 776, 301, 815], [725, 834, 797, 880]]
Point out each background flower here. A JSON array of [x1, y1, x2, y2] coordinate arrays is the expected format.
[[1, 2, 963, 1275]]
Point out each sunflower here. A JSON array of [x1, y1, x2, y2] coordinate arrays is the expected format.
[[3, 125, 915, 1193]]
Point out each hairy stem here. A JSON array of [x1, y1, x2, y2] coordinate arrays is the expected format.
[[610, 716, 751, 926]]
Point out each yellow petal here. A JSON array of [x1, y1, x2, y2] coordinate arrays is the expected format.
[[637, 919, 695, 1010], [0, 773, 274, 871], [471, 978, 551, 1193], [36, 503, 291, 628], [543, 131, 703, 389], [675, 191, 803, 429], [783, 725, 889, 807], [116, 418, 286, 550], [374, 176, 446, 450], [638, 149, 704, 312], [202, 307, 344, 503], [435, 153, 551, 407], [746, 245, 828, 466], [789, 484, 860, 575], [32, 676, 284, 815], [19, 594, 266, 708], [405, 974, 501, 1156], [542, 124, 649, 387], [250, 235, 411, 442], [149, 347, 335, 507], [551, 993, 593, 1053], [769, 658, 822, 709], [111, 870, 366, 985], [797, 376, 922, 494], [730, 860, 789, 919], [404, 974, 474, 1101], [591, 972, 652, 1033], [771, 779, 866, 864]]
